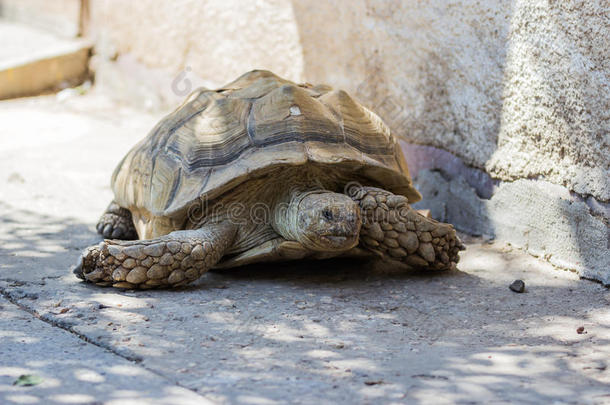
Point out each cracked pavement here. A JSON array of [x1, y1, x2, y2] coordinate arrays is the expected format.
[[0, 93, 609, 404]]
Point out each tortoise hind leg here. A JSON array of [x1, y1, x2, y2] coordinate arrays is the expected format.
[[74, 223, 236, 289], [97, 201, 138, 240], [350, 187, 464, 270]]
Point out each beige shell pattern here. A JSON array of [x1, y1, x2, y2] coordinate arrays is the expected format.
[[111, 70, 421, 219]]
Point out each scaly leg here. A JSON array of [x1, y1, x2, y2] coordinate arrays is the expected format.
[[74, 223, 236, 289], [96, 201, 138, 240], [350, 187, 464, 270]]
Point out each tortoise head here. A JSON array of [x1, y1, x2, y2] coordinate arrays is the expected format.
[[279, 191, 362, 252]]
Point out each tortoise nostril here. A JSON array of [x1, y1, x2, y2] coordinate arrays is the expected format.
[[322, 209, 333, 221]]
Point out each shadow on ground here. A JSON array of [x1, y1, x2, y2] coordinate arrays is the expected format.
[[0, 202, 608, 404]]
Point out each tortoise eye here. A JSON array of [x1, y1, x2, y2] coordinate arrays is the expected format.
[[322, 209, 333, 220]]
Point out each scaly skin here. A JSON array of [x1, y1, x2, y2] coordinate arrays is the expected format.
[[96, 201, 138, 240], [350, 187, 464, 270], [74, 224, 236, 288]]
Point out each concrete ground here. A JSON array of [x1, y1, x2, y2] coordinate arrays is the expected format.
[[0, 92, 608, 405]]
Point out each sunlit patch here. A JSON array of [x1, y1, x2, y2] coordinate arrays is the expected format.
[[4, 395, 39, 404], [73, 368, 105, 383], [306, 349, 340, 359], [91, 293, 152, 309], [328, 358, 379, 372], [47, 394, 96, 404], [235, 394, 279, 405], [104, 365, 148, 377]]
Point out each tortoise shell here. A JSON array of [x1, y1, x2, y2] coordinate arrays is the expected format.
[[111, 70, 421, 218]]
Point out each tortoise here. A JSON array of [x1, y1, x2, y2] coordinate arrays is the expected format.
[[73, 70, 464, 289]]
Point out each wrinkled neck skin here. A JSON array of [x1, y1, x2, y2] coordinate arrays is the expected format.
[[272, 187, 324, 242]]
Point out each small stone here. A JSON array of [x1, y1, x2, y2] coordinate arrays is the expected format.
[[167, 241, 181, 254], [191, 244, 205, 260], [509, 280, 525, 293], [576, 326, 586, 334], [122, 258, 136, 269], [158, 253, 174, 266], [126, 266, 148, 284], [418, 242, 436, 262], [142, 243, 165, 257]]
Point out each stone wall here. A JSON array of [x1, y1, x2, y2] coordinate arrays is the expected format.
[[86, 0, 609, 284]]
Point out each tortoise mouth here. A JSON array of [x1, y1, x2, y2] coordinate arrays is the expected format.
[[316, 233, 359, 251]]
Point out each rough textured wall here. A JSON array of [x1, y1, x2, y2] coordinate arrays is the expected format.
[[89, 0, 304, 85], [293, 0, 609, 202], [87, 0, 609, 283]]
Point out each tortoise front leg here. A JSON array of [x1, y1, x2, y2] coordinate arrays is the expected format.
[[97, 201, 138, 240], [74, 223, 236, 289], [350, 187, 464, 270]]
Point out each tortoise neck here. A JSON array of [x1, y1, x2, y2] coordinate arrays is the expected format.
[[272, 187, 327, 242]]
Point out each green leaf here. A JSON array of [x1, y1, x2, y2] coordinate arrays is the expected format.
[[13, 374, 43, 386]]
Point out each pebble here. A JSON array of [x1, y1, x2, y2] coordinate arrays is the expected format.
[[509, 280, 525, 293]]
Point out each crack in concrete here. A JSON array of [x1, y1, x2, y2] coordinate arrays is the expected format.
[[0, 284, 211, 401]]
